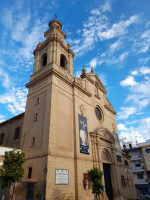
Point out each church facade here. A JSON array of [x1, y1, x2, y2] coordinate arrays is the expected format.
[[0, 19, 137, 200]]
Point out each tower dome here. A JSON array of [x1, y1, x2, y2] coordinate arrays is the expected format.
[[48, 19, 62, 30]]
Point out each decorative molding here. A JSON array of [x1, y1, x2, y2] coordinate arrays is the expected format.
[[104, 105, 117, 115], [80, 104, 85, 115], [95, 94, 100, 100], [33, 36, 74, 57]]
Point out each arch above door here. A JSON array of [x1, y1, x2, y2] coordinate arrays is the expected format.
[[90, 127, 115, 143]]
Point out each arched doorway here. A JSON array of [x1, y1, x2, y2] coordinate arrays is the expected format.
[[101, 150, 114, 200], [90, 128, 115, 200]]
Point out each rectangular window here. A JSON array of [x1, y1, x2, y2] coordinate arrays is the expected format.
[[129, 144, 132, 148], [123, 145, 126, 149], [0, 133, 4, 145], [35, 97, 39, 105], [135, 164, 141, 167], [28, 167, 32, 179], [137, 173, 144, 179], [14, 127, 20, 140], [33, 113, 38, 121], [32, 137, 35, 145]]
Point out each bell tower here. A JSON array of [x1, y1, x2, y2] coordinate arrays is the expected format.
[[33, 19, 74, 75], [20, 19, 75, 199]]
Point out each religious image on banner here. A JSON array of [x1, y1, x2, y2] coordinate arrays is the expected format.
[[113, 132, 120, 153], [125, 168, 133, 188], [78, 114, 89, 154]]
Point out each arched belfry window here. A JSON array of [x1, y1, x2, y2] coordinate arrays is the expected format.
[[41, 53, 47, 67], [60, 54, 67, 69]]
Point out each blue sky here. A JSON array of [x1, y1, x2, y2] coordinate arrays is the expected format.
[[0, 0, 150, 143]]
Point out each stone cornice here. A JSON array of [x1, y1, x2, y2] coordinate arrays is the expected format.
[[26, 67, 72, 88], [26, 68, 92, 97], [73, 82, 92, 97], [44, 28, 66, 39], [95, 74, 107, 94], [33, 36, 74, 57], [104, 105, 117, 115], [80, 73, 94, 84], [89, 132, 112, 143], [80, 73, 107, 94]]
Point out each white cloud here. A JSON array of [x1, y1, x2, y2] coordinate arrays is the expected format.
[[134, 80, 150, 97], [90, 58, 97, 68], [134, 30, 150, 54], [75, 70, 82, 77], [18, 23, 47, 60], [0, 87, 27, 115], [100, 0, 111, 13], [11, 14, 31, 42], [119, 67, 150, 121], [0, 115, 6, 123], [118, 52, 129, 62], [120, 75, 137, 87], [138, 45, 149, 53], [139, 66, 150, 75], [110, 40, 121, 50], [131, 70, 138, 76], [98, 74, 107, 86], [91, 9, 100, 16], [118, 117, 150, 142], [117, 123, 127, 131], [66, 39, 80, 45], [138, 57, 150, 64], [70, 4, 139, 56], [99, 15, 139, 40], [117, 106, 137, 120], [119, 129, 145, 143], [0, 68, 10, 88]]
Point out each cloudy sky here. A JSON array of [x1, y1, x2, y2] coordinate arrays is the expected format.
[[0, 0, 150, 143]]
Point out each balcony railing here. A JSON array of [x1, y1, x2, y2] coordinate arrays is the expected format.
[[132, 168, 145, 173], [130, 156, 142, 161]]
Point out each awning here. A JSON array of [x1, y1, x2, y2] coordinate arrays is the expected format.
[[21, 178, 38, 183]]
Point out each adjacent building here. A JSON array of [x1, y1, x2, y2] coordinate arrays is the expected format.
[[121, 138, 150, 199], [0, 19, 137, 200]]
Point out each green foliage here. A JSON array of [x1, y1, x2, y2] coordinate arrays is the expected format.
[[88, 167, 103, 197], [0, 150, 25, 188]]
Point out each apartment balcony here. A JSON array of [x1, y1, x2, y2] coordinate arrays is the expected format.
[[134, 178, 148, 185], [130, 156, 142, 161], [132, 166, 145, 173], [132, 168, 145, 173]]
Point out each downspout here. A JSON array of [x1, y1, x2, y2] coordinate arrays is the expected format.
[[73, 80, 78, 200]]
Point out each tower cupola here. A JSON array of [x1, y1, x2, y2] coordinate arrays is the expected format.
[[48, 19, 62, 30]]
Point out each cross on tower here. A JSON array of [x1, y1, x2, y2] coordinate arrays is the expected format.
[[54, 14, 58, 19]]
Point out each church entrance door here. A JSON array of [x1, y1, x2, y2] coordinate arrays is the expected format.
[[103, 163, 113, 200]]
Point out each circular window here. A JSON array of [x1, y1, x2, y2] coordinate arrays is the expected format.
[[95, 107, 102, 120]]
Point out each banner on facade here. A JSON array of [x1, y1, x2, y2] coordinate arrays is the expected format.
[[113, 132, 120, 153], [78, 114, 89, 154]]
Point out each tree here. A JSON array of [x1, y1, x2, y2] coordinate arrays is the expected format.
[[88, 167, 103, 199], [0, 150, 25, 200]]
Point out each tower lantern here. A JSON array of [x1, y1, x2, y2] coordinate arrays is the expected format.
[[33, 19, 74, 76]]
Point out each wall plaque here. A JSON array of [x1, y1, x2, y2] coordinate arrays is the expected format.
[[55, 169, 69, 185]]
